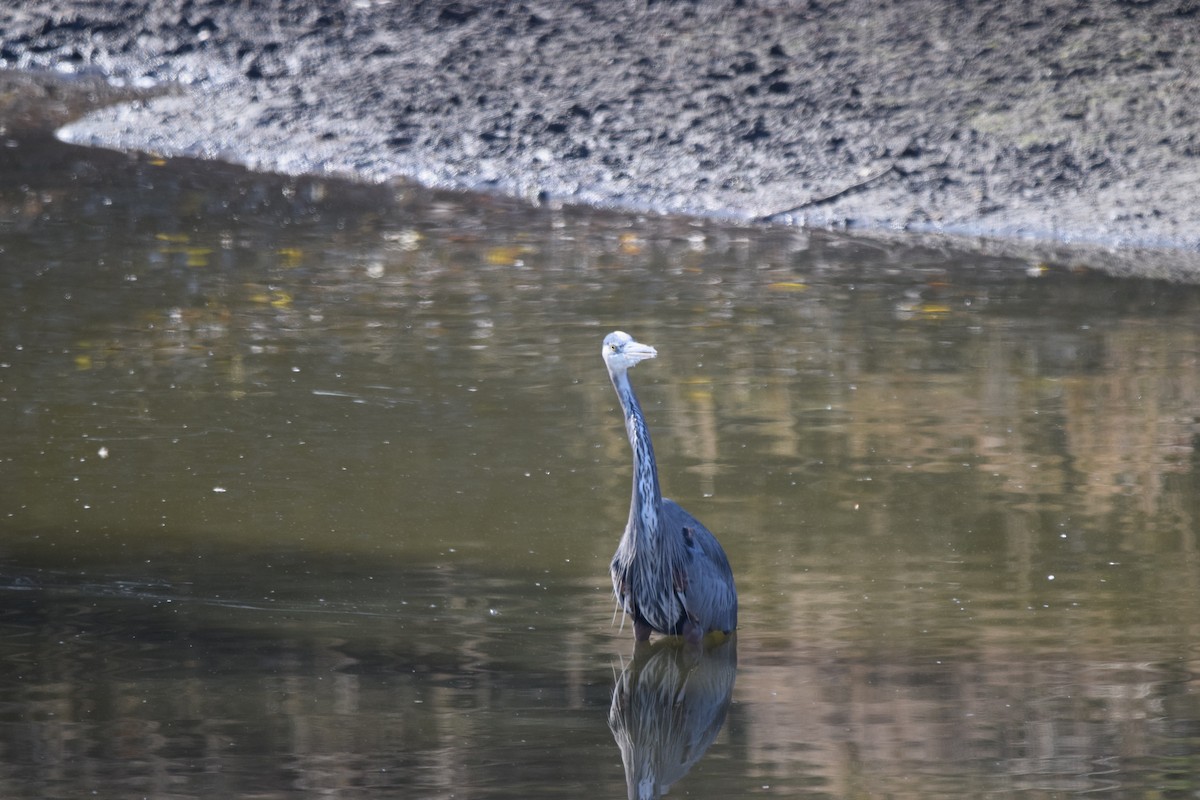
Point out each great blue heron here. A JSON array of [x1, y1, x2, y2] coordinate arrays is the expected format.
[[602, 331, 737, 644]]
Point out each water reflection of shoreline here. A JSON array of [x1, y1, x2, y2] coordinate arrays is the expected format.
[[609, 637, 737, 800]]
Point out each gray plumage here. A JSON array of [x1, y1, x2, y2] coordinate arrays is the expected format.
[[602, 331, 737, 643]]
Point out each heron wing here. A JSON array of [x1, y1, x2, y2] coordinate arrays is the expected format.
[[662, 499, 738, 634]]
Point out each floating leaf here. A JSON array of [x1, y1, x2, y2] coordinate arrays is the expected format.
[[768, 281, 808, 292], [485, 245, 534, 265], [276, 248, 304, 268], [249, 289, 293, 308]]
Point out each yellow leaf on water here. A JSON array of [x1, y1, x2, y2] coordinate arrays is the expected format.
[[768, 281, 808, 292], [155, 232, 190, 243], [919, 304, 951, 315], [485, 245, 533, 265], [618, 232, 643, 255], [277, 248, 304, 268], [74, 354, 93, 370]]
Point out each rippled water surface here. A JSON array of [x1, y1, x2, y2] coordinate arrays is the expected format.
[[4, 123, 1200, 799]]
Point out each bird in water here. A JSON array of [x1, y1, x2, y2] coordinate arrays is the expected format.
[[602, 331, 737, 644]]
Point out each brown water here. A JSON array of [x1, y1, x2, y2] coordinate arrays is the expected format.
[[3, 124, 1200, 799]]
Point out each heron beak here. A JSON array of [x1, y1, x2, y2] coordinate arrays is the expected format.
[[626, 341, 657, 363]]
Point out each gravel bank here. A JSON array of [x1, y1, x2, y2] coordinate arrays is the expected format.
[[4, 0, 1200, 261]]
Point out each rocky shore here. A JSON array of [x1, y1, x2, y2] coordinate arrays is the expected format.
[[3, 0, 1200, 268]]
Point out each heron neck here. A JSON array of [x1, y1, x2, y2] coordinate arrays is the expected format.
[[612, 370, 663, 543]]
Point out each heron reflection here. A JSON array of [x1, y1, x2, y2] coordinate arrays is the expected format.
[[608, 637, 737, 800]]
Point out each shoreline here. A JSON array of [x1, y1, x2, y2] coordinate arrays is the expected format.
[[4, 1, 1200, 276]]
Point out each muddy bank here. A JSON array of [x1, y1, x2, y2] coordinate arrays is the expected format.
[[3, 0, 1200, 267]]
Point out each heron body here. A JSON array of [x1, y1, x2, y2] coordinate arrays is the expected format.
[[602, 331, 737, 644]]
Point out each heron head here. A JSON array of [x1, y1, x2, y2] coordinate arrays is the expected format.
[[602, 331, 657, 372]]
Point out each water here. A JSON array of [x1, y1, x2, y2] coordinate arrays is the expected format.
[[4, 120, 1200, 798]]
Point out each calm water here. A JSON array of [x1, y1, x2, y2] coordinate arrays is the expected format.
[[4, 122, 1200, 799]]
